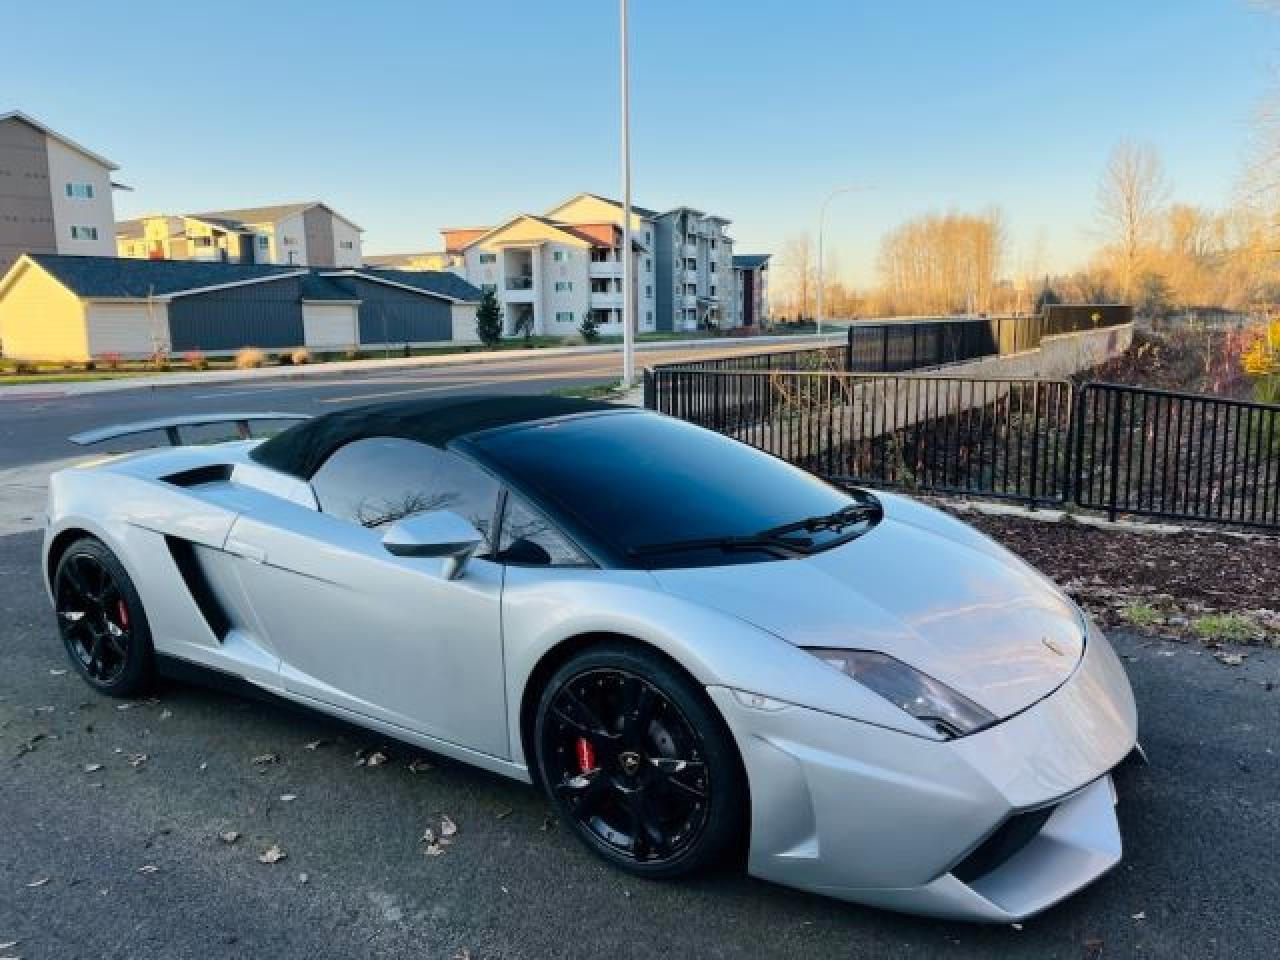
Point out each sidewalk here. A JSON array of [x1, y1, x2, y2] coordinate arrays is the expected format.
[[0, 333, 844, 400]]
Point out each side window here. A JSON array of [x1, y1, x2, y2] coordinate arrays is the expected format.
[[497, 493, 589, 567], [311, 438, 500, 553]]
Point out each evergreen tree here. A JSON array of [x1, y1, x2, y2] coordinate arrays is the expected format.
[[475, 289, 503, 347]]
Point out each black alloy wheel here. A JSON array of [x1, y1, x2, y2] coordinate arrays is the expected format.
[[535, 643, 746, 879], [54, 538, 154, 696]]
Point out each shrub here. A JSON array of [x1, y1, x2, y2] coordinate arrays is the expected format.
[[235, 347, 265, 369], [100, 351, 123, 371], [183, 350, 208, 371], [14, 360, 36, 374], [61, 357, 78, 371], [579, 312, 601, 344], [1192, 613, 1258, 643], [343, 345, 361, 361], [290, 347, 311, 365], [149, 349, 171, 371], [83, 358, 96, 372]]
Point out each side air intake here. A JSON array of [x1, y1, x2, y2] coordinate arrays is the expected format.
[[165, 537, 232, 641]]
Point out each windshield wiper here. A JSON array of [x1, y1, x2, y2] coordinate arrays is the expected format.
[[755, 502, 881, 540], [627, 532, 813, 559]]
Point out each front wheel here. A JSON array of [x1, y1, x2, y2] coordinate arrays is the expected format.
[[53, 537, 155, 697], [533, 642, 747, 879]]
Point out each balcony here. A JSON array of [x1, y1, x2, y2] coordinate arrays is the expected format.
[[588, 259, 623, 278], [505, 275, 533, 290], [590, 292, 624, 309]]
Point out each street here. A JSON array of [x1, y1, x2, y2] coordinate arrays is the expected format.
[[1, 344, 1278, 958]]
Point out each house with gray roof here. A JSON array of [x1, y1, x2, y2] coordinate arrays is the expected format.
[[0, 254, 481, 361], [116, 202, 362, 268]]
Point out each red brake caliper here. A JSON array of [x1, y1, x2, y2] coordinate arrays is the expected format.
[[117, 599, 129, 629], [575, 737, 596, 773]]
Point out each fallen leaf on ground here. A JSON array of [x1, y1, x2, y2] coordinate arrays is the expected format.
[[494, 807, 513, 820], [257, 844, 287, 864], [1085, 937, 1104, 958], [366, 749, 388, 767], [1132, 910, 1146, 921], [407, 758, 433, 773], [137, 865, 159, 875], [50, 668, 67, 676], [540, 814, 556, 832], [298, 873, 309, 885], [423, 842, 446, 857], [421, 827, 436, 845], [0, 942, 18, 950], [127, 753, 148, 768], [83, 763, 103, 773], [219, 831, 240, 844], [35, 705, 54, 713], [198, 762, 208, 771], [279, 794, 297, 802], [303, 739, 329, 751], [1010, 923, 1023, 931], [440, 815, 458, 838], [116, 703, 136, 711], [1214, 652, 1245, 666], [251, 753, 279, 766], [25, 877, 50, 888], [159, 710, 172, 720]]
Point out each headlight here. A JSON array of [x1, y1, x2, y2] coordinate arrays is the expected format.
[[805, 649, 997, 739]]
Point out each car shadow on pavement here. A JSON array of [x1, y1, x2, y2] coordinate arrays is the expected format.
[[3, 526, 1277, 959]]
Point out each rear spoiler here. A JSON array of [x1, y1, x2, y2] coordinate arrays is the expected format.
[[69, 412, 311, 447]]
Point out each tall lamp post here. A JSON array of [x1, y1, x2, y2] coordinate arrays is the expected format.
[[619, 0, 635, 388], [816, 184, 867, 336]]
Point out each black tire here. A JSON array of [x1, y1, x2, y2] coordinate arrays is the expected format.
[[533, 641, 746, 880], [53, 537, 155, 697]]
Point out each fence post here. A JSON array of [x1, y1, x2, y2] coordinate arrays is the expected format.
[[1028, 383, 1041, 510], [1106, 387, 1123, 521], [642, 369, 655, 409], [881, 325, 890, 372], [845, 325, 854, 372]]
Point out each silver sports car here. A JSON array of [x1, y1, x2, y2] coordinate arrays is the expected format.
[[43, 396, 1138, 922]]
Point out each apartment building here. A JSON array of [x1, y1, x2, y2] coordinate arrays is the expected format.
[[438, 192, 741, 336], [441, 203, 657, 338], [117, 202, 362, 268], [732, 253, 771, 327], [0, 111, 121, 272], [363, 250, 464, 274]]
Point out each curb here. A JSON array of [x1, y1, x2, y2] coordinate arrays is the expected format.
[[0, 333, 844, 400]]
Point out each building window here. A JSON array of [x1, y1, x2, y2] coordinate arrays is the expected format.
[[590, 247, 612, 262], [554, 281, 573, 292], [646, 310, 653, 324], [645, 258, 651, 272], [481, 283, 497, 293], [65, 183, 94, 199], [553, 250, 566, 262], [644, 230, 651, 244], [710, 285, 717, 297], [69, 225, 99, 240], [645, 285, 652, 297], [684, 258, 696, 270], [192, 236, 212, 247], [555, 311, 574, 323], [710, 239, 716, 250], [710, 262, 717, 272], [686, 233, 697, 244], [256, 235, 269, 248], [684, 284, 696, 295], [339, 240, 354, 249], [479, 253, 496, 264], [282, 236, 298, 246]]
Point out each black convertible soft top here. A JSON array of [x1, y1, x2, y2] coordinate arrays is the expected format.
[[250, 394, 623, 480]]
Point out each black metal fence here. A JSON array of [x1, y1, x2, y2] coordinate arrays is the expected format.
[[660, 306, 1133, 378], [644, 366, 1280, 531], [1077, 382, 1280, 527]]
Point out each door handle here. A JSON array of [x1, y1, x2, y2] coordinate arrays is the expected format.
[[225, 536, 267, 563]]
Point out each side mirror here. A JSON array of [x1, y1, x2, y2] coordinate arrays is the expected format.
[[382, 511, 484, 580]]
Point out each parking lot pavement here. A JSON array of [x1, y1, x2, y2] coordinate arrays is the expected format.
[[2, 526, 1278, 960]]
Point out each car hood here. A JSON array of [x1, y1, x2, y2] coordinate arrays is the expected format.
[[651, 494, 1084, 719]]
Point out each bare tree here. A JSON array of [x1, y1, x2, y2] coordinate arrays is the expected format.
[[1096, 141, 1171, 303], [777, 234, 815, 320], [874, 209, 1006, 316]]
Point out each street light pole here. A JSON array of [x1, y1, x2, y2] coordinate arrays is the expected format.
[[816, 185, 866, 337], [620, 0, 635, 388]]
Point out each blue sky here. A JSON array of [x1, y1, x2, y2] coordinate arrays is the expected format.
[[4, 0, 1276, 284]]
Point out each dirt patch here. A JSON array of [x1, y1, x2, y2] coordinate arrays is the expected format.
[[939, 504, 1280, 647]]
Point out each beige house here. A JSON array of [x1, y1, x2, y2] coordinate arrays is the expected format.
[[0, 111, 122, 272], [116, 202, 363, 268], [363, 251, 464, 274]]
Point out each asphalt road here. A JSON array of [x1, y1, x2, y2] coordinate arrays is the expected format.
[[0, 340, 798, 470], [1, 524, 1277, 959], [2, 342, 1279, 958]]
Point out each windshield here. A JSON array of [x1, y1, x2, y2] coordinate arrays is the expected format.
[[470, 412, 877, 568]]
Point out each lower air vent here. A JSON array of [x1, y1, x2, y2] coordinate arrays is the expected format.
[[165, 537, 232, 641], [951, 806, 1055, 884]]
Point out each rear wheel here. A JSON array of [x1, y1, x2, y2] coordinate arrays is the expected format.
[[533, 642, 746, 879], [53, 538, 155, 697]]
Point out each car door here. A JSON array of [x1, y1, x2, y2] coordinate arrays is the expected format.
[[225, 438, 509, 758]]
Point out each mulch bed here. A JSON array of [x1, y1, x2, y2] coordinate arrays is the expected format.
[[933, 502, 1280, 649]]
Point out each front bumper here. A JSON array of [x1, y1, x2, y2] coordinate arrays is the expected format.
[[707, 622, 1137, 922]]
